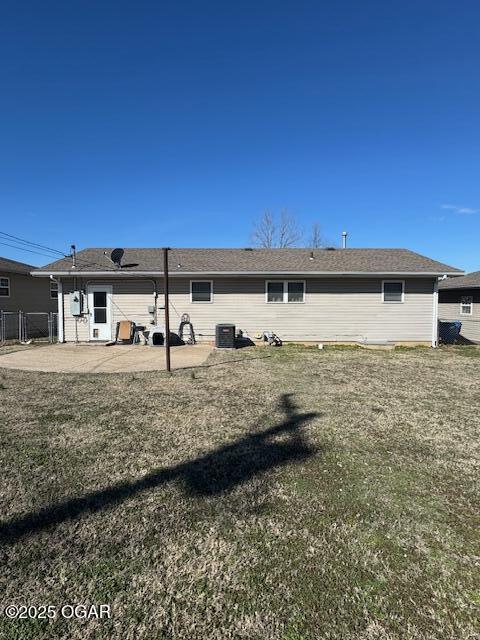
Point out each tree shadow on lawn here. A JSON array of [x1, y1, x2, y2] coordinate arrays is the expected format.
[[0, 394, 319, 545]]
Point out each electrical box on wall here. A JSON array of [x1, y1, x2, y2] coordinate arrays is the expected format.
[[69, 291, 84, 316]]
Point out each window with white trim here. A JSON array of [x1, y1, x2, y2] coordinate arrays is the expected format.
[[382, 280, 404, 303], [266, 280, 305, 303], [460, 295, 473, 315], [0, 277, 10, 297], [190, 280, 213, 303], [50, 280, 58, 299]]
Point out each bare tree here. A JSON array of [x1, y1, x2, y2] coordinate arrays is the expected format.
[[251, 210, 276, 248], [309, 222, 324, 248], [251, 210, 303, 248], [278, 210, 303, 247]]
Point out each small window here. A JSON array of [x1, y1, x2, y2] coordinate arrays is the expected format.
[[266, 281, 305, 303], [460, 295, 473, 315], [0, 277, 10, 297], [382, 280, 404, 303], [50, 280, 58, 299], [191, 280, 213, 303]]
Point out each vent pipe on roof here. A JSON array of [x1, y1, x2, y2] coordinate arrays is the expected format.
[[342, 231, 348, 249], [70, 244, 76, 269]]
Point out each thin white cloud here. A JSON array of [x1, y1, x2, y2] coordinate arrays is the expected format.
[[441, 204, 479, 214]]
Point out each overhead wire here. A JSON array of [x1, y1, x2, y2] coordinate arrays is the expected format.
[[0, 240, 66, 261], [0, 231, 67, 257], [0, 231, 101, 269], [0, 231, 154, 272]]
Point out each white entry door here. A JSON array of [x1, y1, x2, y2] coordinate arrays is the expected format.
[[88, 285, 112, 341]]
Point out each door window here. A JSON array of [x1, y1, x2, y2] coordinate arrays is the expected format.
[[93, 291, 107, 323]]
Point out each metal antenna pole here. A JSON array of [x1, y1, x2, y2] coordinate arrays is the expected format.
[[163, 247, 171, 372]]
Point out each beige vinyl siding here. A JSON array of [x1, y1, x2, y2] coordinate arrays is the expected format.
[[439, 289, 480, 343], [0, 272, 57, 313], [170, 277, 433, 342], [60, 276, 435, 343], [61, 278, 158, 342]]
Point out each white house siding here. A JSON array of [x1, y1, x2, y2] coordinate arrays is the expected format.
[[439, 289, 480, 343], [59, 276, 435, 344]]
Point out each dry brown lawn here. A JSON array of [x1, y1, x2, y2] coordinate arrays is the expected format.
[[0, 345, 479, 639]]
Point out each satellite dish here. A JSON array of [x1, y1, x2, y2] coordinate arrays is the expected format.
[[110, 248, 124, 267]]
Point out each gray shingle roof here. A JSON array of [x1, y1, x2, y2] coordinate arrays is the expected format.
[[438, 270, 480, 289], [0, 256, 35, 275], [32, 247, 463, 276]]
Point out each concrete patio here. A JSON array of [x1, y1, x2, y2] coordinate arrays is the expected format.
[[0, 343, 213, 373]]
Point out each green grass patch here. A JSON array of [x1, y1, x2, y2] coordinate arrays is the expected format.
[[0, 348, 478, 639]]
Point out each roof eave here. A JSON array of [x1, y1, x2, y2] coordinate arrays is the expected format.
[[439, 284, 480, 290], [31, 269, 465, 277]]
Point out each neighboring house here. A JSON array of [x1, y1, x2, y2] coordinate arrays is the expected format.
[[32, 248, 463, 346], [438, 271, 480, 343], [0, 256, 58, 313]]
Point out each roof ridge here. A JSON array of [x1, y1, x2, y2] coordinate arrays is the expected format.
[[78, 246, 413, 251], [0, 256, 35, 268]]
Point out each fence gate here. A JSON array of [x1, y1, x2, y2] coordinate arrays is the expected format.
[[0, 311, 58, 344], [0, 311, 21, 342]]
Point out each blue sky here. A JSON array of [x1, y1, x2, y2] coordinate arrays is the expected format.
[[0, 1, 479, 271]]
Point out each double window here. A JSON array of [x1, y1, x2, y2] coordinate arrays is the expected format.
[[191, 280, 213, 303], [460, 295, 473, 315], [0, 277, 10, 297], [266, 280, 305, 303], [382, 280, 404, 303]]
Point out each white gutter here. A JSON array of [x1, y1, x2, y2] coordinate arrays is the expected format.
[[31, 270, 465, 277]]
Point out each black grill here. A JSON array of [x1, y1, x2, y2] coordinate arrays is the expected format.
[[215, 324, 235, 348]]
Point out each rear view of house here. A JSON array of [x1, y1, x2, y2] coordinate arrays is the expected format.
[[32, 247, 462, 347], [439, 272, 480, 343]]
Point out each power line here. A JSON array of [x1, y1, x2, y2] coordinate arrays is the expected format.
[[0, 231, 66, 257], [0, 232, 126, 271], [0, 240, 64, 260]]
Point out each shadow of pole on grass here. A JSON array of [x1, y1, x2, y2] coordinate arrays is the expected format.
[[0, 394, 318, 545]]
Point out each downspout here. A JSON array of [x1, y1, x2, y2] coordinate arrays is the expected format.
[[56, 277, 65, 343], [74, 275, 79, 343], [432, 278, 439, 348]]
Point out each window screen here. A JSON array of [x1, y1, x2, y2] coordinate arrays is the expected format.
[[191, 281, 212, 302], [383, 281, 404, 303]]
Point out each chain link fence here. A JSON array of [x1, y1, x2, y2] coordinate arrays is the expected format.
[[0, 311, 58, 344]]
